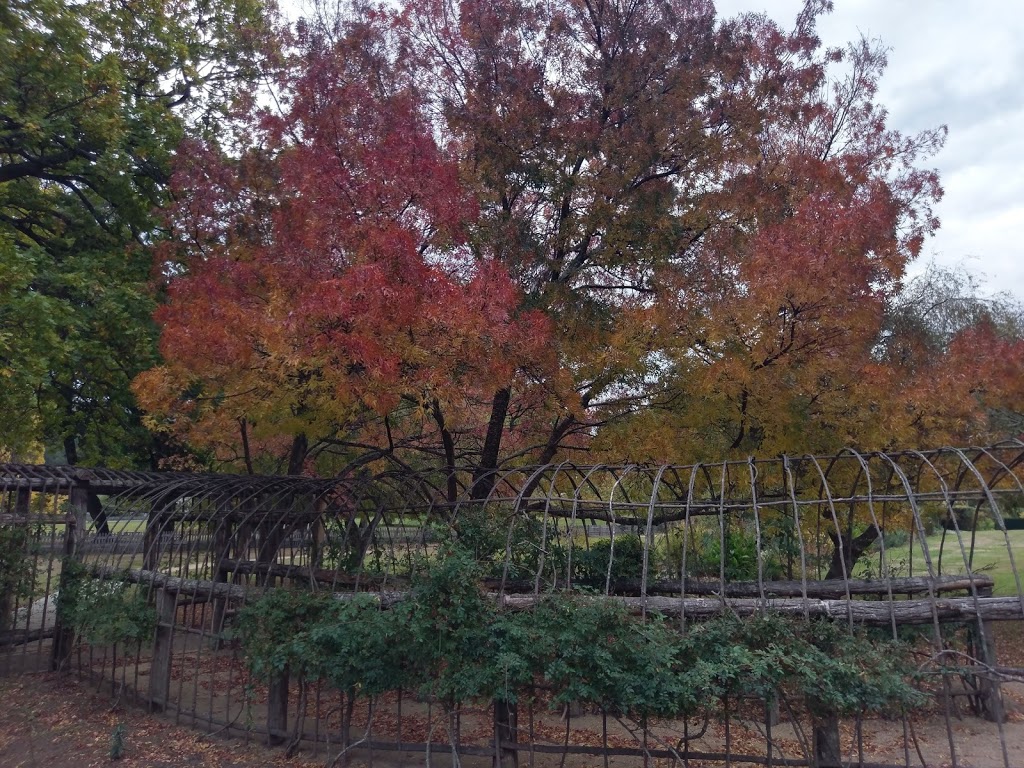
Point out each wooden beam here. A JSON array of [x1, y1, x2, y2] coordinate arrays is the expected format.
[[92, 565, 1024, 627]]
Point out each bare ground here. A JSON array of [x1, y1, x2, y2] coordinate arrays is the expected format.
[[2, 622, 1024, 768]]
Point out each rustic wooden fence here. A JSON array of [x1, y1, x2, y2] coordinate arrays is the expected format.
[[3, 446, 1024, 767]]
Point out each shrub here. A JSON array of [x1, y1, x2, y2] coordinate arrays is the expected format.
[[233, 546, 927, 723], [58, 562, 156, 647], [575, 535, 650, 586]]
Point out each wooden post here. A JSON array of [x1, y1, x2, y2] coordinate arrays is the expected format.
[[51, 482, 88, 670], [493, 699, 519, 768], [148, 588, 177, 711], [765, 692, 781, 727], [813, 713, 841, 768], [969, 586, 1005, 723], [256, 519, 284, 588], [210, 520, 233, 648], [143, 495, 169, 571], [14, 487, 30, 515], [267, 666, 289, 746]]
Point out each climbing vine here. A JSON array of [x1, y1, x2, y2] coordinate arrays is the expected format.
[[234, 546, 925, 723], [58, 561, 156, 647]]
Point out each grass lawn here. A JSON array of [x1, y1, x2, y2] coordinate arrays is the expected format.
[[859, 529, 1024, 596]]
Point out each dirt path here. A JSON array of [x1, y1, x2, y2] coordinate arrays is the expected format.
[[5, 667, 1024, 768], [0, 673, 321, 768]]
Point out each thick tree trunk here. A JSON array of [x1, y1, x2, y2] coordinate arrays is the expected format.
[[813, 713, 841, 767], [432, 399, 458, 505], [471, 388, 511, 500], [63, 435, 78, 467], [287, 433, 308, 476], [825, 523, 880, 580], [87, 491, 110, 534]]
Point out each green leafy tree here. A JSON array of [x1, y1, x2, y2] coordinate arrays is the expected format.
[[0, 0, 273, 466]]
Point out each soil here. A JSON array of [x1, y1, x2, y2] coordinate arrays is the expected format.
[[4, 673, 1024, 768], [0, 672, 321, 768], [2, 622, 1024, 768]]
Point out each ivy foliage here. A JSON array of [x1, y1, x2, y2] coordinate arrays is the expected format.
[[0, 524, 37, 608], [235, 548, 924, 720], [574, 535, 651, 586], [57, 561, 156, 647]]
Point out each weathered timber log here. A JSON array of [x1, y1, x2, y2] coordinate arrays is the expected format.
[[0, 627, 56, 647], [90, 565, 407, 607], [498, 593, 1024, 625], [92, 566, 1024, 626], [579, 574, 995, 598], [216, 559, 993, 599], [92, 566, 252, 601], [0, 513, 67, 525], [218, 558, 390, 588]]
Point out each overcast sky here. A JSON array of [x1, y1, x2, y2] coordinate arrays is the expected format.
[[715, 0, 1024, 298]]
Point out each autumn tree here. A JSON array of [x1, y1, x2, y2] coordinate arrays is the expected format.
[[0, 0, 273, 466], [138, 0, 1023, 501], [134, 17, 550, 480]]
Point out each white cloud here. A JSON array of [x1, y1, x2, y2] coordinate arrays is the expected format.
[[716, 0, 1024, 298]]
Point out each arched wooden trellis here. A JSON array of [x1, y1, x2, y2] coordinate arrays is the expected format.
[[3, 443, 1024, 767]]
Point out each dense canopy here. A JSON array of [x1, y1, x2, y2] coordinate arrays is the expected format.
[[2, 0, 1020, 475]]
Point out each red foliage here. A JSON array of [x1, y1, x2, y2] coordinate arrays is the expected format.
[[136, 0, 1020, 473]]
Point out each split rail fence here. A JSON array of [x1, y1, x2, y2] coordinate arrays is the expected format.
[[3, 445, 1024, 767]]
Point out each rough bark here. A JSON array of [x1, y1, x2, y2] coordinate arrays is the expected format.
[[472, 387, 511, 500], [825, 523, 881, 580], [93, 565, 1024, 627]]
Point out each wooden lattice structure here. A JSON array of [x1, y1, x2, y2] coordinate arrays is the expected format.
[[3, 444, 1024, 767]]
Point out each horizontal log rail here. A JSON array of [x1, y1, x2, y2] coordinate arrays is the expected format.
[[92, 566, 1021, 626], [0, 627, 56, 647], [571, 574, 997, 599], [498, 593, 1024, 626], [214, 560, 995, 599]]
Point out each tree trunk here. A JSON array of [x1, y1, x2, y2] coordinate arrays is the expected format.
[[87, 492, 110, 534], [825, 523, 880, 580], [287, 432, 308, 476], [432, 399, 458, 505], [471, 388, 510, 500], [813, 713, 841, 767]]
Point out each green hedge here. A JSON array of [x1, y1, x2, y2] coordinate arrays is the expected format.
[[235, 546, 925, 720]]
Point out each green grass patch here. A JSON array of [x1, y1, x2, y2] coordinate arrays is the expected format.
[[858, 529, 1024, 596]]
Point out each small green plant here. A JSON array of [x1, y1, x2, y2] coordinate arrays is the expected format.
[[58, 562, 156, 647], [109, 722, 125, 760], [0, 523, 38, 630], [575, 535, 650, 586]]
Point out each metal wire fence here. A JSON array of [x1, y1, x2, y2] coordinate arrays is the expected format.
[[3, 444, 1024, 767]]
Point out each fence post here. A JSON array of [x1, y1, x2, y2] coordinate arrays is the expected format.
[[148, 587, 177, 711], [51, 481, 88, 670], [210, 520, 233, 648], [493, 699, 519, 768], [813, 713, 841, 768], [15, 487, 30, 515], [267, 666, 289, 745], [969, 585, 1004, 722]]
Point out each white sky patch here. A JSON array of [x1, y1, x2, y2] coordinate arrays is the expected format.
[[716, 0, 1024, 298]]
